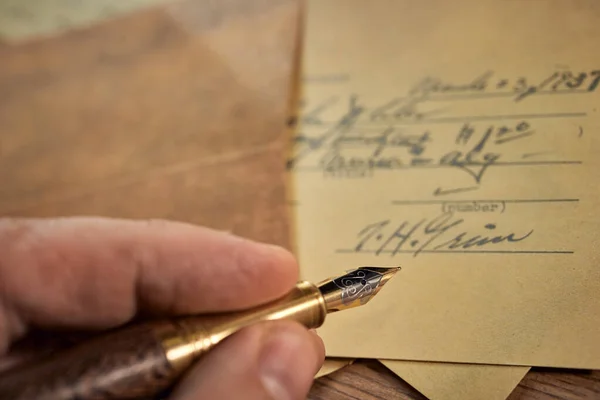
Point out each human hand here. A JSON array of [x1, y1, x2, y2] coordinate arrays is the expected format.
[[0, 217, 324, 400]]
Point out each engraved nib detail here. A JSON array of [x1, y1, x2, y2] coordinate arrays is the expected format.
[[317, 266, 400, 313]]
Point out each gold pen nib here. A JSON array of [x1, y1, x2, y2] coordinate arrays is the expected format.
[[317, 266, 400, 313]]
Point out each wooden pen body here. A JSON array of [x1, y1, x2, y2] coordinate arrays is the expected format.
[[0, 322, 186, 400], [0, 281, 326, 400]]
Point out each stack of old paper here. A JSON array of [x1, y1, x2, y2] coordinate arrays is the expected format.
[[289, 0, 600, 398], [3, 0, 598, 398]]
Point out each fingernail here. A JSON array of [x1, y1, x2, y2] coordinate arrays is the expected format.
[[259, 329, 305, 400]]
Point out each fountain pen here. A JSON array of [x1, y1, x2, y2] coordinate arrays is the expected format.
[[0, 266, 399, 400]]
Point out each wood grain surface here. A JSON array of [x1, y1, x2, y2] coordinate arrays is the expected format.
[[309, 360, 600, 400], [0, 1, 598, 399]]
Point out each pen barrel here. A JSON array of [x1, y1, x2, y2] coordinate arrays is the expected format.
[[0, 281, 326, 400]]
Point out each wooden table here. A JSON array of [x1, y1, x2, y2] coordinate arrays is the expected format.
[[1, 1, 598, 399], [309, 361, 600, 400]]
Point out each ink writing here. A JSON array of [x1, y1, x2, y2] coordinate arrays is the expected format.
[[349, 212, 533, 257], [289, 68, 589, 196]]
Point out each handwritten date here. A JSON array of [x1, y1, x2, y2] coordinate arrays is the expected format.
[[408, 69, 600, 101]]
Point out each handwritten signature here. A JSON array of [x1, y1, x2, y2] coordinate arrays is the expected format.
[[349, 211, 533, 257]]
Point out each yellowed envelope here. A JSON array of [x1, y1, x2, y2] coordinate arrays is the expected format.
[[314, 358, 528, 400], [381, 361, 528, 400], [0, 0, 174, 42], [292, 0, 600, 368], [315, 358, 353, 379]]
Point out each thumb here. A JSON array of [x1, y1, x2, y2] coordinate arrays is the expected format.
[[169, 321, 325, 400]]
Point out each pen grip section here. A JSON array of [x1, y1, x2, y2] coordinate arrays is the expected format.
[[0, 322, 184, 400], [183, 280, 327, 349]]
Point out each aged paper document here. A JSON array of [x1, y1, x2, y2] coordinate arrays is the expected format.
[[291, 0, 600, 368], [292, 1, 530, 398]]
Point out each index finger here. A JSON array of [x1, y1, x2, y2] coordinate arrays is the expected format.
[[0, 217, 298, 348]]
